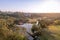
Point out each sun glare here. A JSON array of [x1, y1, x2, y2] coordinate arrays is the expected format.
[[28, 0, 60, 13]]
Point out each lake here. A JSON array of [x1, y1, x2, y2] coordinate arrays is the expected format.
[[16, 23, 33, 40]]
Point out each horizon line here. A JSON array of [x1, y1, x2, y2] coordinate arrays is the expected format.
[[0, 10, 60, 13]]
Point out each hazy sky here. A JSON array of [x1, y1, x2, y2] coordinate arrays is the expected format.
[[0, 0, 60, 13]]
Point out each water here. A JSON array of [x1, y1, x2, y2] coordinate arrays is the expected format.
[[16, 23, 33, 40]]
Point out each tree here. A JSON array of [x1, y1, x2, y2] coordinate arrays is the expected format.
[[30, 19, 48, 40]]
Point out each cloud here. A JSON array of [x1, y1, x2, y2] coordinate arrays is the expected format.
[[23, 0, 60, 13]]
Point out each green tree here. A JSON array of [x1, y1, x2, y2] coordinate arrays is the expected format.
[[31, 20, 48, 40]]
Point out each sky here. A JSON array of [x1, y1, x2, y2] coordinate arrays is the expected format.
[[0, 0, 60, 13]]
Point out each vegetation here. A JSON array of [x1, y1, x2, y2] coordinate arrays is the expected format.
[[0, 17, 26, 40], [30, 19, 60, 40], [0, 11, 60, 40]]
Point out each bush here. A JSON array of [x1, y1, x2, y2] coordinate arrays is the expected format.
[[0, 18, 26, 40]]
